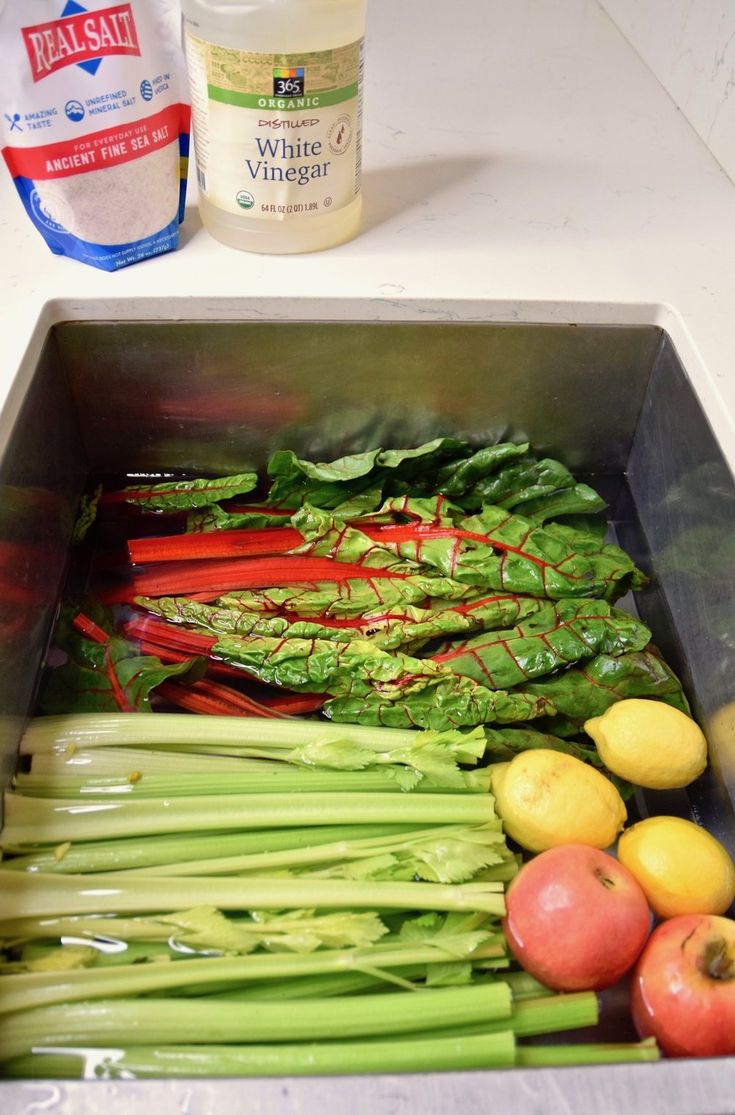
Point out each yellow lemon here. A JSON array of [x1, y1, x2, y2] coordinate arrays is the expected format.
[[618, 815, 735, 918], [489, 749, 627, 853], [584, 699, 707, 789]]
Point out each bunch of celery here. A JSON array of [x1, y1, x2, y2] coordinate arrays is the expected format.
[[0, 714, 658, 1077]]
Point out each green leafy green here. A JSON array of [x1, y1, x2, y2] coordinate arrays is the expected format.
[[519, 484, 607, 526], [118, 473, 258, 513], [219, 573, 477, 618], [433, 443, 532, 498], [482, 725, 605, 764], [432, 601, 651, 689], [266, 439, 469, 510], [285, 499, 645, 601], [39, 640, 204, 714], [38, 605, 205, 714], [210, 633, 554, 729], [159, 906, 389, 954], [324, 677, 554, 731], [520, 648, 691, 730], [136, 591, 546, 652], [481, 726, 635, 797], [71, 485, 102, 544], [289, 725, 487, 789], [187, 504, 294, 532]]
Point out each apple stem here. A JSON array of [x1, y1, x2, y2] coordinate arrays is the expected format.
[[702, 937, 735, 981]]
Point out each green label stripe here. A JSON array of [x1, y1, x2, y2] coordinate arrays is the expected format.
[[208, 83, 358, 111]]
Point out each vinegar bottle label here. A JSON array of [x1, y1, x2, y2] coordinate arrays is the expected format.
[[184, 34, 363, 222]]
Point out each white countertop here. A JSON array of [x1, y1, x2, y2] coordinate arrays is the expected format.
[[2, 0, 735, 467]]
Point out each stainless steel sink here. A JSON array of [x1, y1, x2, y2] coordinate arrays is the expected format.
[[1, 316, 733, 1113]]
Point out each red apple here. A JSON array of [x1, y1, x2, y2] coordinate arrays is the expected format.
[[631, 913, 735, 1057], [502, 843, 651, 991]]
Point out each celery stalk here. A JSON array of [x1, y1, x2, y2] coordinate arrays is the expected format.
[[28, 747, 273, 776], [358, 991, 599, 1042], [499, 970, 553, 1000], [18, 715, 490, 795], [1, 789, 496, 845], [0, 869, 505, 922], [0, 925, 504, 1015], [0, 983, 513, 1062], [13, 766, 491, 797], [516, 1039, 660, 1065], [206, 967, 418, 1001], [102, 823, 508, 881], [19, 714, 435, 756], [0, 823, 419, 874], [0, 1029, 518, 1078]]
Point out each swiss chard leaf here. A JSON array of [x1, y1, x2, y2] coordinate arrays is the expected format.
[[39, 638, 204, 714], [454, 506, 646, 600], [210, 633, 451, 697], [483, 725, 606, 765], [519, 648, 691, 729], [39, 604, 205, 714], [432, 445, 606, 524], [187, 485, 390, 532], [71, 484, 102, 544], [138, 590, 547, 654], [289, 504, 421, 571], [266, 448, 383, 510], [137, 595, 359, 643], [432, 601, 651, 689], [220, 573, 478, 619], [117, 473, 258, 513], [463, 456, 577, 510], [354, 594, 546, 651], [187, 504, 294, 532], [203, 630, 554, 729], [481, 724, 637, 800], [433, 442, 531, 498], [269, 447, 382, 485], [265, 439, 470, 510], [323, 677, 555, 731], [520, 484, 607, 525], [283, 499, 645, 601], [211, 633, 550, 719]]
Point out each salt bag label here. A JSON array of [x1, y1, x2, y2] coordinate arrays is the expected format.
[[0, 1, 190, 271], [22, 4, 141, 81], [184, 35, 363, 221]]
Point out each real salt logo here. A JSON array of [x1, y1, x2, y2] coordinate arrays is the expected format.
[[21, 1, 140, 83]]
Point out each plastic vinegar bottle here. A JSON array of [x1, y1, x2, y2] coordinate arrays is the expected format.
[[181, 0, 367, 254]]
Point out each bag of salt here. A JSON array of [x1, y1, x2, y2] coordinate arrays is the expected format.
[[0, 1, 190, 270]]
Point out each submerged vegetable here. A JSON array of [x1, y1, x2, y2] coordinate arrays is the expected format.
[[35, 438, 689, 755], [0, 715, 659, 1076], [0, 438, 682, 1077]]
